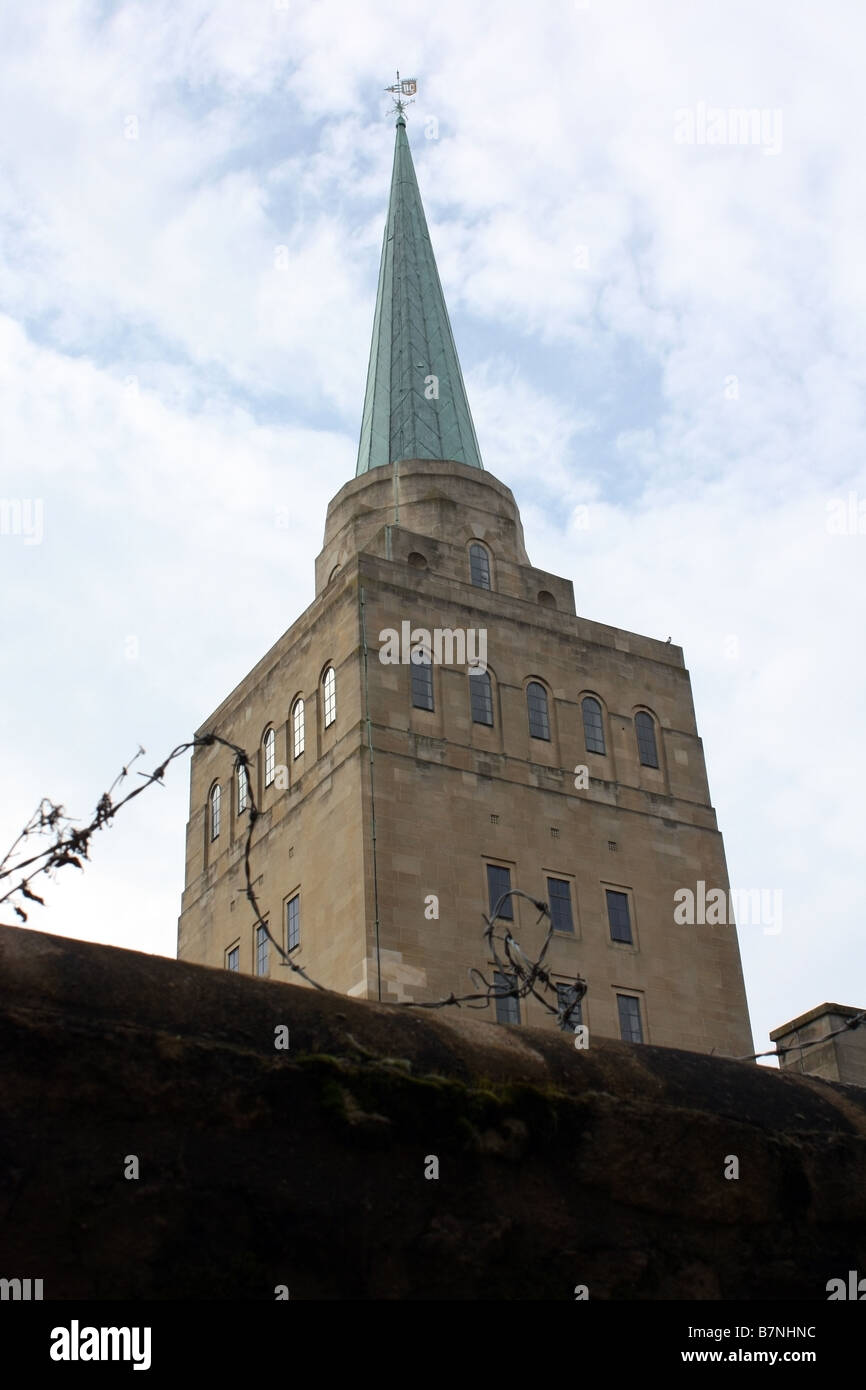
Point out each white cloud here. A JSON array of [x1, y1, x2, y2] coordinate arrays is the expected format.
[[1, 0, 865, 1063]]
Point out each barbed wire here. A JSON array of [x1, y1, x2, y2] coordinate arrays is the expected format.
[[739, 1010, 865, 1065], [0, 737, 585, 1025], [397, 888, 587, 1031], [0, 735, 325, 993]]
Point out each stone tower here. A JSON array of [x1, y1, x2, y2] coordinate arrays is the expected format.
[[177, 113, 754, 1057]]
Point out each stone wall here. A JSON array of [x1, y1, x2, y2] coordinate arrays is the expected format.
[[1, 924, 864, 1300], [772, 1003, 866, 1086]]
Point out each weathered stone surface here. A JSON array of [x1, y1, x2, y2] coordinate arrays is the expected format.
[[772, 1002, 866, 1086], [1, 923, 864, 1300]]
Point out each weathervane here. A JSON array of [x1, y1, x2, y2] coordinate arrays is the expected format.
[[384, 70, 417, 120]]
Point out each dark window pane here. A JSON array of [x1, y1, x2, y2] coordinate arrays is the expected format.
[[210, 784, 221, 840], [227, 946, 239, 972], [547, 877, 574, 933], [617, 994, 643, 1043], [487, 863, 513, 919], [556, 982, 582, 1025], [582, 697, 606, 755], [527, 681, 550, 740], [470, 670, 494, 725], [469, 543, 491, 589], [286, 895, 300, 951], [494, 971, 520, 1025], [411, 658, 434, 710], [635, 711, 659, 768], [606, 889, 632, 943]]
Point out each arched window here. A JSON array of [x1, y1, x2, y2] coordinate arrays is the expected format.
[[209, 784, 221, 841], [255, 923, 269, 977], [263, 728, 276, 787], [237, 762, 248, 815], [470, 670, 494, 726], [635, 711, 659, 768], [582, 696, 606, 755], [292, 698, 305, 759], [526, 681, 550, 740], [469, 542, 492, 590], [323, 667, 336, 727]]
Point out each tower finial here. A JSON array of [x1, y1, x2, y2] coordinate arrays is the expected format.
[[384, 70, 417, 124], [356, 80, 485, 476]]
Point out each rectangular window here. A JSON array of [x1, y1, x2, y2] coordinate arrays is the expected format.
[[547, 877, 574, 933], [286, 894, 300, 952], [486, 863, 513, 920], [617, 993, 643, 1043], [226, 945, 239, 972], [494, 971, 520, 1025], [255, 924, 269, 977], [470, 672, 494, 725], [237, 763, 248, 815], [606, 888, 633, 944], [556, 982, 582, 1025], [411, 658, 434, 710]]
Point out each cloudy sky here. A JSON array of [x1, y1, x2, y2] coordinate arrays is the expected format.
[[1, 0, 863, 1062]]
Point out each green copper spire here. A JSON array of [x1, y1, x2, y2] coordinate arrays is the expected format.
[[355, 114, 484, 476]]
